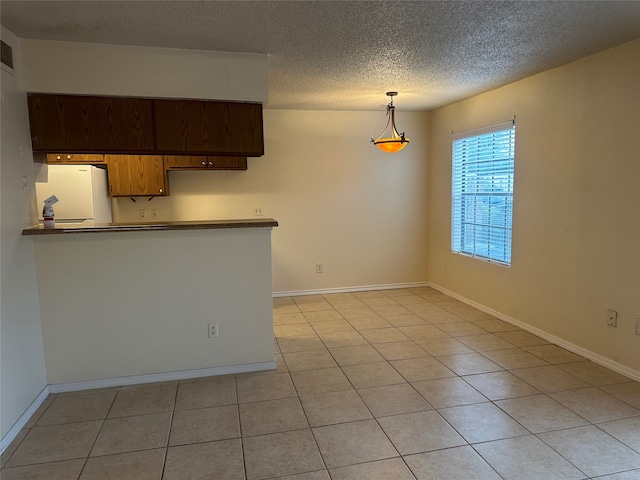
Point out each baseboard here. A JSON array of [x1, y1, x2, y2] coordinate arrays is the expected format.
[[48, 361, 277, 393], [0, 385, 50, 454], [0, 361, 276, 454], [273, 281, 430, 297], [427, 282, 640, 382]]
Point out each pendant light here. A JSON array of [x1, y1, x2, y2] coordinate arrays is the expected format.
[[371, 91, 409, 153]]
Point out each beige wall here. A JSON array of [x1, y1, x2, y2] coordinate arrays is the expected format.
[[33, 228, 275, 385], [0, 27, 48, 440], [113, 109, 431, 293], [428, 39, 640, 374]]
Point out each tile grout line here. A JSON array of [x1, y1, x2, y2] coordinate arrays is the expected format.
[[235, 368, 250, 480], [158, 382, 180, 479]]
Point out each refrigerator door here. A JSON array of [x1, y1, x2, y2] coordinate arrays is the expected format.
[[90, 166, 112, 224], [36, 165, 99, 221]]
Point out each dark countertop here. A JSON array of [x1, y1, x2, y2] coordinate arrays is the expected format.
[[22, 218, 278, 235]]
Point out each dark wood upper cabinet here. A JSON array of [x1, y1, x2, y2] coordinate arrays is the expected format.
[[164, 155, 247, 170], [154, 99, 264, 156], [46, 153, 106, 164], [28, 94, 154, 153], [28, 94, 264, 158]]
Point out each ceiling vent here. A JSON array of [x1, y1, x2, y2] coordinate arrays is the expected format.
[[1, 40, 15, 74]]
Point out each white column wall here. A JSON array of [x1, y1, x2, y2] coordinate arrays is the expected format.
[[0, 26, 48, 441], [33, 228, 274, 384]]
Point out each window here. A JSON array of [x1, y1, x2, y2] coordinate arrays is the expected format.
[[451, 120, 515, 265]]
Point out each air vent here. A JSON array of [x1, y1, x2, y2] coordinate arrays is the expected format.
[[1, 40, 15, 71]]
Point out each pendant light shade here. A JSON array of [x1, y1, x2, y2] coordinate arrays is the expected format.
[[371, 92, 409, 153]]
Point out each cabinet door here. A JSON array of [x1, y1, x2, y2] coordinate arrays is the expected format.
[[163, 156, 210, 169], [164, 155, 248, 170], [28, 94, 155, 153], [47, 153, 105, 164], [206, 156, 248, 170], [106, 155, 167, 197], [154, 99, 264, 156]]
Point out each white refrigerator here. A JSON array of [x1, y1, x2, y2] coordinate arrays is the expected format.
[[35, 165, 113, 225]]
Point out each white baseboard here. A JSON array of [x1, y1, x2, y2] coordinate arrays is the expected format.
[[0, 385, 50, 454], [48, 361, 277, 393], [274, 281, 430, 297], [427, 282, 640, 382], [1, 361, 276, 454]]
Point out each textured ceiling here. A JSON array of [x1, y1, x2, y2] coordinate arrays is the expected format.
[[2, 1, 640, 111]]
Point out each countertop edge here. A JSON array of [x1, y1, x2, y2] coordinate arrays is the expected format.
[[22, 218, 279, 236]]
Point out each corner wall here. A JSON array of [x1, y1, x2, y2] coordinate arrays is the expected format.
[[427, 39, 640, 374], [0, 27, 48, 440]]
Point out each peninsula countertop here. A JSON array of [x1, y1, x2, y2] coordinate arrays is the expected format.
[[22, 218, 279, 235]]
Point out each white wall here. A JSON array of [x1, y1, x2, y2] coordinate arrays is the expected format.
[[428, 39, 640, 375], [0, 27, 47, 440], [19, 39, 268, 102], [33, 228, 274, 384], [112, 109, 431, 293]]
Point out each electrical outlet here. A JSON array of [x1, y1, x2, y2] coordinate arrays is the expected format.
[[208, 322, 219, 338], [139, 209, 148, 220], [151, 209, 159, 220], [253, 207, 264, 216], [316, 263, 323, 273], [607, 310, 617, 327]]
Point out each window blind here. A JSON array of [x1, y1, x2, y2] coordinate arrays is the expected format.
[[451, 120, 515, 265]]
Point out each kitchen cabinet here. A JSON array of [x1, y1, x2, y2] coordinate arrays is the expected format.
[[154, 99, 264, 156], [46, 153, 105, 164], [164, 155, 247, 170], [106, 155, 167, 197], [28, 94, 155, 153]]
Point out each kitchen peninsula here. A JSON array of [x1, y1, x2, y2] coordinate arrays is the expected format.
[[22, 218, 278, 235], [23, 218, 278, 389]]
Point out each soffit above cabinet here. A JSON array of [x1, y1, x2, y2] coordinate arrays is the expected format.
[[19, 40, 268, 104]]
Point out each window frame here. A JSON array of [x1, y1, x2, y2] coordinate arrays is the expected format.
[[451, 120, 515, 266]]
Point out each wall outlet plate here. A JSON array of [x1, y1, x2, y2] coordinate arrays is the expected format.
[[208, 322, 218, 338], [607, 310, 617, 327]]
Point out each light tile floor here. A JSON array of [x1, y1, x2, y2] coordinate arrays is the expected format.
[[2, 286, 640, 479]]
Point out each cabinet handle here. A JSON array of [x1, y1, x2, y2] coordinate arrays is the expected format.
[[66, 154, 72, 160], [159, 188, 163, 193], [201, 161, 207, 166], [56, 155, 62, 160], [208, 161, 214, 166]]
